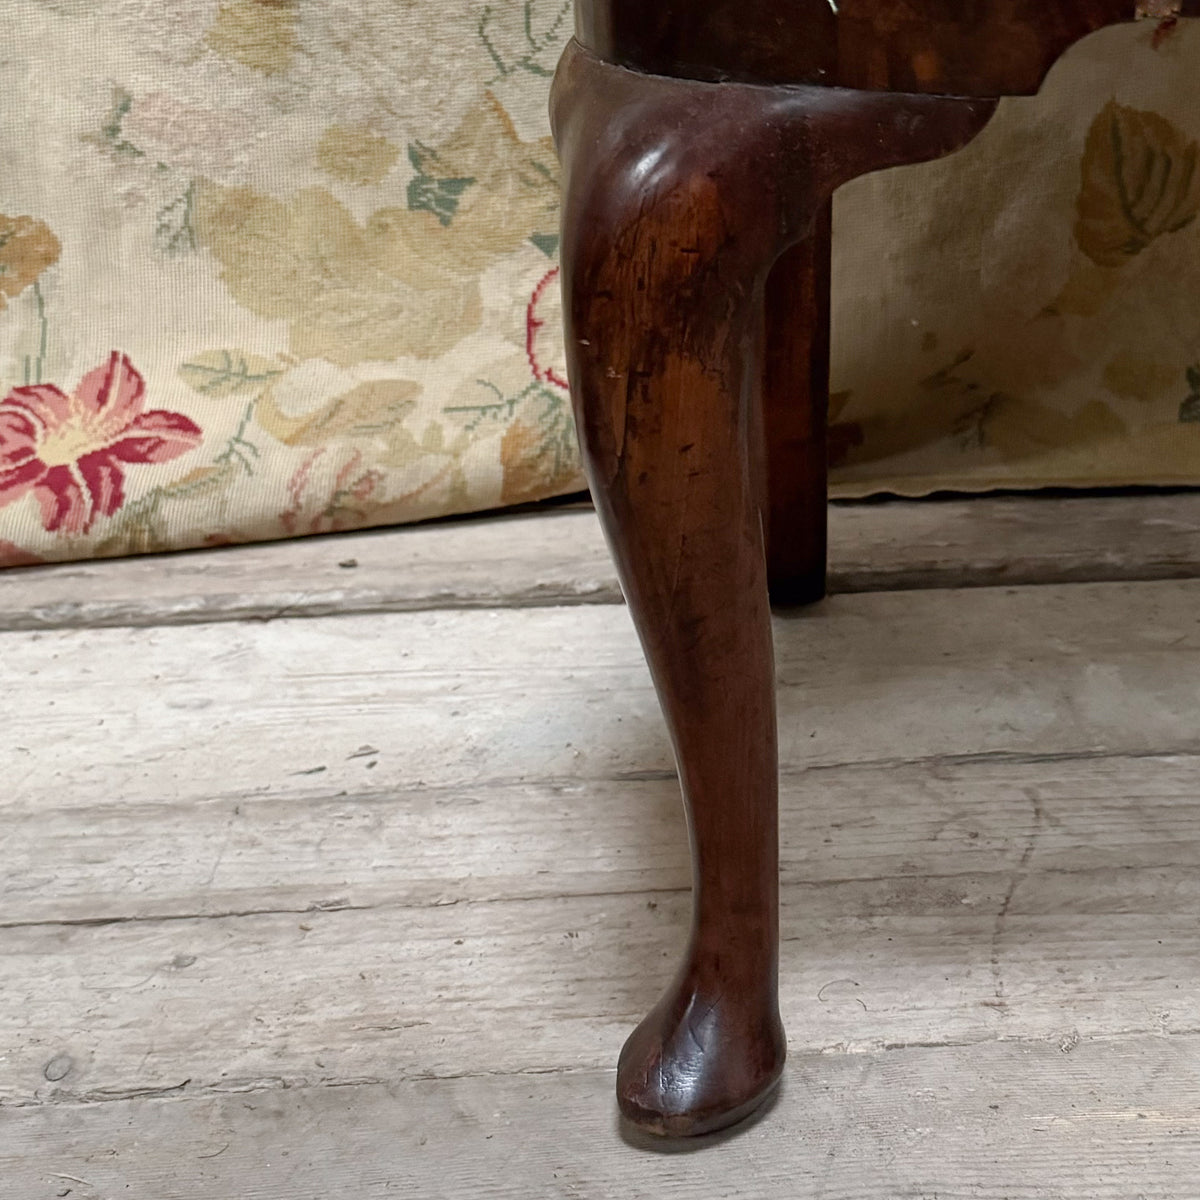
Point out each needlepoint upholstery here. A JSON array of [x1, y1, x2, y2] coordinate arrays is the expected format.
[[0, 4, 1196, 566]]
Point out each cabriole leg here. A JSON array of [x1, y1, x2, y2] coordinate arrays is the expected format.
[[552, 39, 995, 1136]]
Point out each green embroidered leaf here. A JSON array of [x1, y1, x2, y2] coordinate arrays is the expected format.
[[156, 183, 197, 255], [94, 463, 236, 557], [407, 144, 474, 227], [477, 0, 572, 83], [96, 88, 145, 159], [530, 232, 559, 258], [179, 350, 283, 397], [213, 401, 262, 474]]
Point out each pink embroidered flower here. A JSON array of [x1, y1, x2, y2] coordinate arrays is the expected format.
[[526, 267, 569, 393], [0, 352, 202, 534]]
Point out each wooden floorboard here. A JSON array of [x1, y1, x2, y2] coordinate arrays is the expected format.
[[5, 582, 1200, 1105], [7, 868, 1200, 1107], [6, 754, 1200, 925], [4, 491, 1200, 630], [6, 1037, 1200, 1199], [7, 580, 1200, 815], [8, 496, 1200, 1193]]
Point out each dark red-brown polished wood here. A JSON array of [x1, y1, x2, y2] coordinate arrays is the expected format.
[[763, 207, 833, 605], [577, 0, 1200, 93], [552, 38, 994, 1136]]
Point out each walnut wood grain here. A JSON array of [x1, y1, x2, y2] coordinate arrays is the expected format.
[[577, 0, 1200, 93], [551, 39, 994, 1135]]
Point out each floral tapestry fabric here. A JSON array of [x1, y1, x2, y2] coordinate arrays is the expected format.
[[0, 0, 577, 566], [0, 6, 1198, 567], [829, 21, 1200, 492]]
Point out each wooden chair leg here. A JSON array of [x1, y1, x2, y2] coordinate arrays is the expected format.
[[764, 204, 833, 606], [552, 39, 995, 1137], [555, 47, 785, 1140]]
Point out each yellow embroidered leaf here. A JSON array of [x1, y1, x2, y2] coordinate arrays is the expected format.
[[317, 125, 400, 186], [0, 215, 60, 308], [1040, 260, 1124, 318], [1075, 100, 1200, 267], [499, 419, 549, 506], [1102, 351, 1181, 403], [207, 0, 299, 76], [165, 466, 227, 492], [500, 416, 580, 506], [193, 93, 556, 364], [985, 397, 1127, 459], [192, 182, 485, 364], [178, 350, 283, 397], [258, 379, 420, 446]]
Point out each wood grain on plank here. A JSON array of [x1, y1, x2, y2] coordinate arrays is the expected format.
[[5, 492, 1200, 630], [6, 1037, 1200, 1199], [6, 882, 1200, 1108], [6, 581, 1200, 815], [0, 507, 618, 631], [4, 756, 1200, 926]]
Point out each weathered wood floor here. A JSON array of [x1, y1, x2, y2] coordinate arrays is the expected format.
[[5, 493, 1200, 1197]]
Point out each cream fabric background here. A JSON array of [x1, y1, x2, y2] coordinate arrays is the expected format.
[[0, 4, 1197, 567], [831, 19, 1200, 493]]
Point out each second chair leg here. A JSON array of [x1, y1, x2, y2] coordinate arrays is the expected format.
[[763, 204, 833, 607]]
